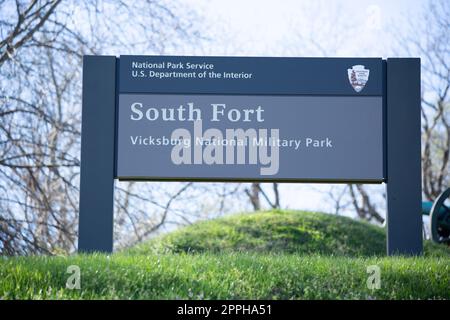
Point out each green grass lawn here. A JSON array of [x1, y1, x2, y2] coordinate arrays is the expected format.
[[1, 210, 449, 299]]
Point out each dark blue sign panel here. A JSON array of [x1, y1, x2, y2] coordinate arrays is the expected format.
[[119, 55, 383, 96], [116, 55, 385, 182], [117, 94, 383, 182]]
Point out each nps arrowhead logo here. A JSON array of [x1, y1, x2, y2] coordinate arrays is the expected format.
[[348, 65, 370, 92]]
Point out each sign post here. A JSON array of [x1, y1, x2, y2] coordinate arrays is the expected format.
[[386, 58, 422, 255], [78, 55, 422, 255], [78, 56, 116, 253]]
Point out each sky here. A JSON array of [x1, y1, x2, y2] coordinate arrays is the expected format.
[[182, 0, 424, 57], [66, 0, 430, 218], [175, 0, 426, 214]]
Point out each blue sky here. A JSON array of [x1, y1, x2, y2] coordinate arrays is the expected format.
[[181, 0, 425, 58], [176, 0, 427, 214], [71, 0, 430, 217]]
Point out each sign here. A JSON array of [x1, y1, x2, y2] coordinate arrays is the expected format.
[[116, 56, 384, 182], [79, 55, 422, 255]]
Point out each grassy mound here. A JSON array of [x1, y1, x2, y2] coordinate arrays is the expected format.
[[129, 210, 448, 257]]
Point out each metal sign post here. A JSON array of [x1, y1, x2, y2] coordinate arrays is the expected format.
[[78, 56, 116, 253], [386, 58, 422, 255]]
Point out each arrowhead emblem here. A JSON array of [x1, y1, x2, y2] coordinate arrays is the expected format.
[[348, 65, 370, 92]]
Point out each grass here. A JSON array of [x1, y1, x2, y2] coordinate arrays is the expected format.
[[1, 253, 449, 299], [0, 210, 449, 299]]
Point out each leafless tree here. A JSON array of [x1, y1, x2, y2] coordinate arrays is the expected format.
[[244, 183, 281, 211], [348, 185, 384, 223], [0, 0, 62, 66], [245, 183, 261, 211], [0, 0, 208, 255], [347, 0, 450, 222], [326, 185, 351, 216], [413, 0, 450, 201]]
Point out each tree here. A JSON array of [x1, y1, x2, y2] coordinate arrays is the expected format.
[[0, 0, 62, 66], [0, 0, 206, 254], [413, 0, 450, 201], [245, 183, 280, 211], [343, 0, 450, 223]]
